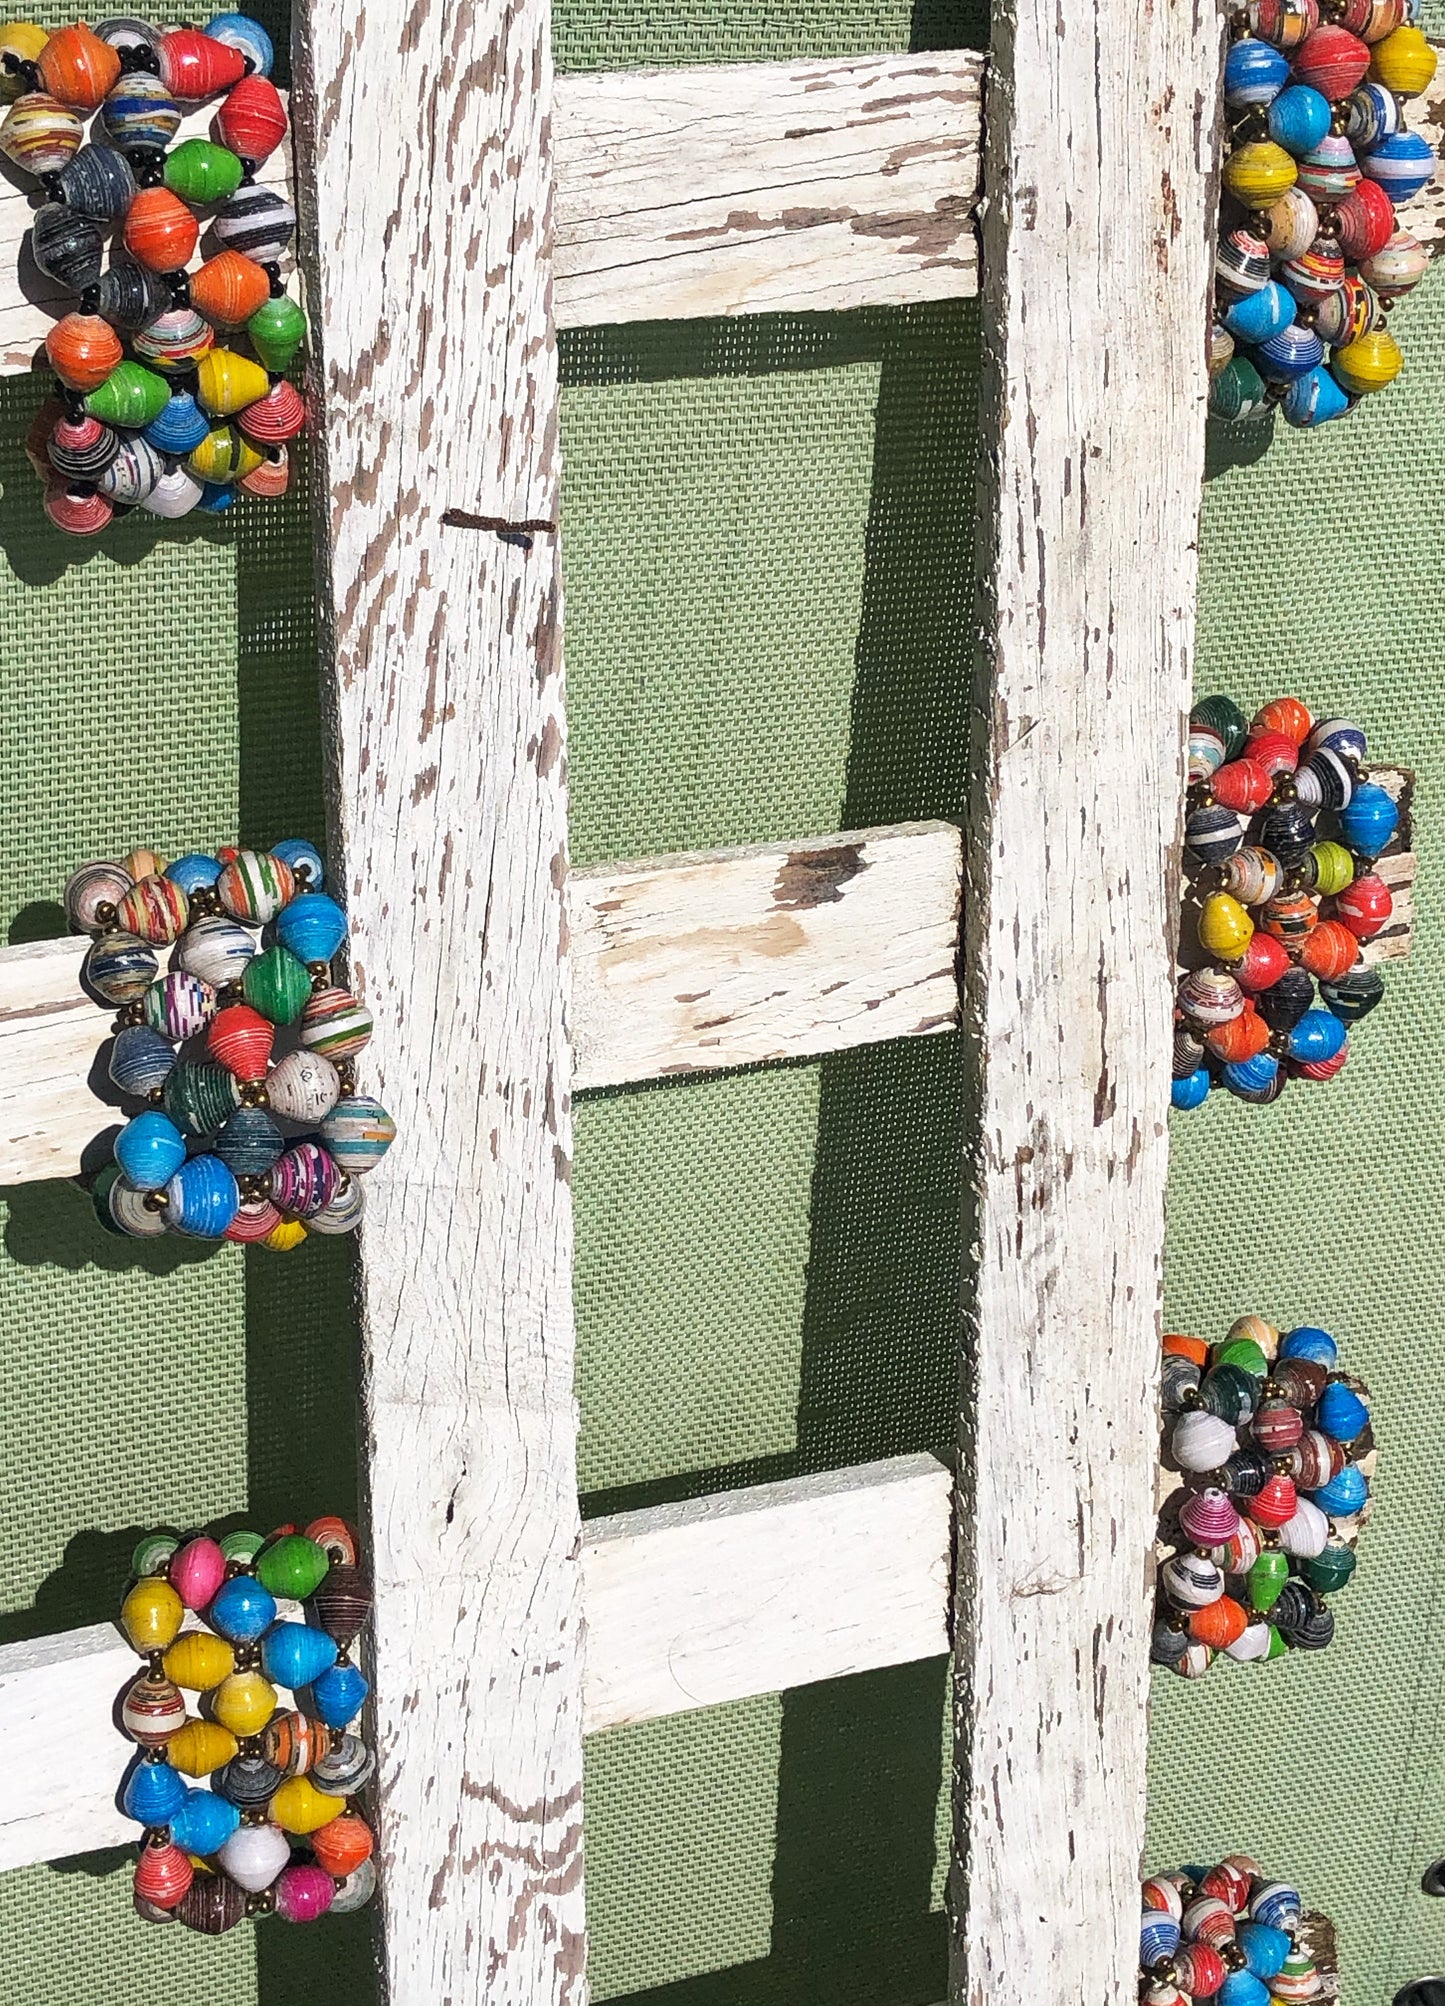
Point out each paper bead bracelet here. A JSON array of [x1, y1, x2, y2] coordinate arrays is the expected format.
[[1211, 5, 1438, 431], [1174, 693, 1403, 1110], [2, 13, 305, 534], [1140, 1857, 1339, 2004], [1153, 1317, 1374, 1680], [120, 1516, 377, 1931], [65, 841, 395, 1250]]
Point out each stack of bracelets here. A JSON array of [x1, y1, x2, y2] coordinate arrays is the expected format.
[[1153, 1318, 1373, 1680], [0, 12, 304, 533], [1174, 693, 1401, 1110], [1211, 3, 1438, 429], [119, 1517, 376, 1930], [1141, 1859, 1337, 2003], [64, 840, 395, 1249]]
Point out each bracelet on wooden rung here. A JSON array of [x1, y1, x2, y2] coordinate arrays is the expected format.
[[1141, 1857, 1338, 2003], [65, 841, 395, 1249], [0, 12, 304, 532]]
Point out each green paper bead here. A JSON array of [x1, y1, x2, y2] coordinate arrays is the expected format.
[[242, 944, 313, 1025], [165, 137, 244, 205], [247, 293, 306, 373], [164, 1061, 242, 1138], [85, 359, 169, 428], [133, 1531, 179, 1577], [1213, 1337, 1269, 1378], [221, 1529, 266, 1565], [92, 1160, 125, 1237], [1249, 1549, 1290, 1613], [1191, 695, 1249, 757], [256, 1533, 330, 1601], [1264, 1624, 1290, 1660], [1301, 1543, 1357, 1594], [1309, 841, 1354, 897]]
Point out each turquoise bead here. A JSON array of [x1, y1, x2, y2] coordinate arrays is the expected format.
[[205, 11, 274, 74], [1318, 1380, 1370, 1441], [1281, 1326, 1338, 1368], [123, 1758, 187, 1826], [1238, 1922, 1291, 1981], [109, 1025, 176, 1097], [1220, 1974, 1270, 2006], [1268, 84, 1331, 156], [114, 1110, 186, 1191], [261, 1621, 338, 1691], [310, 1661, 368, 1727], [320, 1095, 396, 1174], [1310, 1463, 1368, 1516], [271, 837, 324, 891], [1172, 1067, 1210, 1111], [164, 851, 222, 894], [1223, 278, 1293, 346], [274, 891, 349, 965], [164, 1153, 240, 1238], [209, 1575, 277, 1643], [1337, 781, 1398, 856], [169, 1786, 241, 1854]]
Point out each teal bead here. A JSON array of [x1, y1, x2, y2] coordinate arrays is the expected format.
[[260, 1621, 338, 1690], [164, 1062, 241, 1138], [1190, 696, 1249, 758], [123, 1758, 187, 1826], [321, 1095, 396, 1175], [214, 1106, 284, 1178], [209, 1575, 277, 1643], [1337, 781, 1399, 856], [163, 1153, 240, 1238], [169, 1786, 241, 1854], [113, 1110, 186, 1191], [1310, 1464, 1368, 1516], [1301, 1542, 1357, 1593], [91, 1162, 127, 1237], [274, 892, 349, 966], [109, 1024, 176, 1097], [310, 1662, 368, 1728]]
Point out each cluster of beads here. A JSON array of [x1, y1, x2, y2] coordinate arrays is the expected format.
[[1, 14, 304, 534], [1210, 4, 1438, 430], [1175, 694, 1401, 1110], [119, 1516, 376, 1931], [1154, 1318, 1373, 1680], [66, 840, 395, 1250], [1140, 1859, 1332, 2004]]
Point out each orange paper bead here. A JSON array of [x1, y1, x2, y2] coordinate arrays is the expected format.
[[1163, 1333, 1210, 1368], [1299, 918, 1360, 982], [45, 311, 121, 390], [1206, 1009, 1270, 1064], [1251, 696, 1312, 745], [37, 24, 120, 109], [239, 447, 289, 498], [310, 1812, 375, 1879], [123, 186, 199, 273], [189, 249, 270, 328], [1189, 1595, 1249, 1651]]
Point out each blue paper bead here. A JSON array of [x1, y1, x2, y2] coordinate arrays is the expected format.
[[1363, 130, 1435, 205], [1225, 37, 1290, 106], [1172, 1067, 1211, 1111], [1220, 1974, 1271, 2006], [123, 1758, 188, 1826], [205, 11, 274, 73], [114, 1110, 187, 1191], [275, 891, 349, 965], [1268, 84, 1331, 156], [169, 1786, 241, 1854], [144, 391, 211, 456], [1288, 1009, 1348, 1064], [1310, 1463, 1368, 1516], [261, 1620, 339, 1690], [1223, 278, 1293, 346], [164, 850, 223, 894], [1140, 1912, 1180, 1965], [109, 1025, 177, 1097], [271, 837, 324, 890], [1256, 322, 1325, 383], [1224, 1053, 1279, 1098], [1337, 781, 1398, 856], [1347, 81, 1400, 153], [1239, 1922, 1291, 1981], [1282, 1326, 1338, 1368], [1250, 1883, 1301, 1931], [1282, 363, 1351, 429], [198, 482, 236, 514], [310, 1660, 369, 1728], [209, 1575, 278, 1643], [1318, 1379, 1370, 1442], [164, 1153, 240, 1238]]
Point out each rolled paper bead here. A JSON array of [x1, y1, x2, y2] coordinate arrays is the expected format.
[[169, 1785, 241, 1856], [164, 1062, 241, 1138], [1318, 1379, 1370, 1442], [163, 853, 220, 898], [94, 16, 165, 53], [1334, 871, 1392, 940], [1181, 1894, 1238, 1949], [65, 859, 128, 933], [101, 71, 181, 153], [1174, 1641, 1214, 1679], [1235, 931, 1290, 992], [132, 1530, 178, 1578], [263, 1216, 307, 1251], [261, 1619, 338, 1690], [165, 135, 244, 207], [105, 1171, 167, 1238], [1208, 324, 1234, 378], [271, 1140, 341, 1218], [1222, 139, 1297, 206], [1268, 83, 1332, 157], [1276, 1340, 1332, 1389], [332, 1856, 378, 1916], [121, 1669, 187, 1746], [43, 480, 113, 537], [1173, 1025, 1205, 1078], [1247, 1472, 1298, 1529], [1178, 1486, 1242, 1546], [92, 265, 171, 344], [159, 27, 246, 99], [310, 1660, 370, 1729], [217, 848, 295, 924], [112, 1112, 186, 1197], [1210, 758, 1273, 815], [0, 91, 82, 175], [1219, 1974, 1270, 2006], [312, 1731, 375, 1797], [31, 200, 104, 290], [174, 1867, 246, 1937], [248, 297, 307, 378], [139, 402, 210, 474], [85, 358, 171, 428], [1257, 966, 1315, 1033], [271, 836, 324, 889], [134, 1841, 193, 1911], [1170, 1067, 1209, 1111], [108, 1024, 174, 1100], [1300, 751, 1354, 818], [1197, 890, 1255, 961], [1143, 1872, 1190, 1918], [1337, 780, 1398, 853], [37, 24, 120, 109], [1340, 0, 1405, 35], [1207, 1011, 1270, 1067], [206, 11, 274, 75], [321, 1096, 396, 1175], [116, 874, 189, 947], [207, 1001, 275, 1083], [266, 1047, 342, 1125], [1208, 354, 1270, 423], [306, 1515, 361, 1566], [210, 1667, 277, 1737], [1222, 277, 1293, 347], [1371, 21, 1437, 92], [165, 1153, 240, 1238], [1251, 0, 1320, 46], [1174, 1947, 1227, 1998], [46, 311, 123, 393], [1252, 1398, 1304, 1453], [1213, 1518, 1262, 1573], [143, 970, 216, 1042], [133, 307, 215, 381], [1303, 1542, 1357, 1593], [1291, 1429, 1345, 1489], [1160, 1552, 1225, 1610], [178, 914, 258, 988], [308, 1178, 366, 1236], [163, 1631, 234, 1691], [215, 1750, 283, 1805], [186, 422, 264, 484], [1288, 1007, 1348, 1064], [1344, 77, 1401, 159], [1225, 37, 1292, 105], [1216, 224, 1272, 299], [1257, 322, 1325, 384], [1278, 1497, 1331, 1559], [1140, 1908, 1182, 1965], [1282, 355, 1352, 429], [1296, 132, 1361, 204], [1361, 127, 1436, 204], [1247, 1548, 1290, 1612], [275, 1862, 336, 1925], [1229, 1313, 1279, 1360], [170, 1534, 228, 1613], [217, 1819, 291, 1894], [86, 929, 156, 1003], [165, 1718, 237, 1777], [1223, 1052, 1283, 1102], [1361, 226, 1429, 303], [271, 1773, 346, 1837], [1224, 1621, 1273, 1662], [240, 448, 291, 498], [122, 1754, 188, 1825], [262, 1710, 332, 1777], [1258, 801, 1316, 865], [1228, 1442, 1272, 1493], [197, 480, 237, 514], [310, 1562, 373, 1647], [241, 944, 312, 1026], [1200, 1362, 1256, 1424], [1151, 1617, 1189, 1667], [1262, 187, 1318, 261], [214, 1107, 285, 1180], [224, 1197, 282, 1244], [124, 186, 200, 275], [273, 892, 347, 966], [311, 1811, 375, 1880], [1243, 728, 1298, 778], [1299, 918, 1359, 982], [1292, 22, 1371, 96], [219, 73, 288, 166], [257, 1532, 330, 1600], [0, 23, 47, 102], [215, 183, 296, 261], [238, 376, 308, 445], [1321, 963, 1385, 1022], [190, 248, 270, 331], [1274, 1586, 1335, 1652], [1238, 1921, 1292, 1981], [1260, 890, 1318, 947]]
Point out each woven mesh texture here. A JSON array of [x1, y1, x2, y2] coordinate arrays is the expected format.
[[1148, 251, 1445, 2002]]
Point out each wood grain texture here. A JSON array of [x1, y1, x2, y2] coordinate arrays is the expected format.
[[0, 819, 966, 1185], [1396, 53, 1445, 253], [553, 50, 982, 323], [0, 1454, 951, 1874], [950, 2, 1223, 2002], [290, 0, 581, 1994]]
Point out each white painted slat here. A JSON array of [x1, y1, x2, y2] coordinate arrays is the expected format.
[[291, 0, 581, 1996], [0, 1454, 952, 1875], [0, 819, 963, 1186], [950, 3, 1223, 2003], [0, 52, 982, 374]]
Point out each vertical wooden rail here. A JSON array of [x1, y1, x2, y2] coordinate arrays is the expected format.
[[951, 4, 1222, 2002], [291, 1, 585, 2001]]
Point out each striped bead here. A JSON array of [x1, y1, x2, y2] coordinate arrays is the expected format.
[[65, 859, 129, 933], [121, 1669, 186, 1746], [1225, 38, 1290, 106], [206, 11, 274, 74], [158, 27, 246, 99], [106, 1171, 166, 1237], [1370, 22, 1437, 94], [1360, 228, 1429, 302], [1261, 891, 1318, 945], [85, 358, 170, 428], [46, 312, 122, 392], [1313, 274, 1381, 349], [306, 1515, 361, 1565], [1220, 846, 1282, 906], [96, 433, 164, 505], [312, 1733, 375, 1798], [164, 1152, 240, 1237], [1296, 133, 1361, 203], [213, 183, 295, 261], [44, 481, 112, 537], [1215, 225, 1271, 299], [101, 71, 180, 152], [301, 986, 373, 1058], [217, 72, 287, 160], [265, 1048, 341, 1123], [207, 1001, 275, 1081], [186, 422, 264, 485], [1361, 129, 1436, 204], [1177, 967, 1245, 1027], [262, 1709, 332, 1776], [217, 848, 295, 922], [274, 890, 348, 964], [224, 1196, 282, 1242], [239, 450, 289, 502], [1261, 187, 1318, 261], [1251, 0, 1320, 49], [1291, 23, 1371, 98], [1185, 803, 1246, 865], [143, 969, 216, 1040], [95, 17, 164, 53], [1280, 237, 1344, 308], [0, 91, 82, 175], [331, 1858, 378, 1917], [116, 873, 190, 946], [189, 248, 270, 329], [1344, 79, 1400, 153], [242, 943, 312, 1024], [134, 307, 215, 377], [1268, 83, 1332, 157], [321, 1096, 396, 1175], [38, 24, 120, 109], [1258, 321, 1325, 385], [31, 200, 103, 289], [164, 135, 243, 205], [177, 914, 257, 987], [1299, 918, 1359, 980], [109, 1024, 176, 1096], [1161, 1552, 1224, 1608], [272, 1139, 342, 1217], [237, 376, 307, 445], [1222, 140, 1298, 207], [310, 1561, 372, 1647], [270, 838, 324, 890], [94, 260, 172, 332], [124, 187, 200, 274], [1341, 0, 1405, 35], [86, 930, 156, 1003], [308, 1177, 365, 1236], [134, 1843, 193, 1912], [164, 1060, 242, 1137]]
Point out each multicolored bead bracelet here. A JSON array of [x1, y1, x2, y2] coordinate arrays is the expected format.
[[1153, 1317, 1374, 1680], [1175, 694, 1403, 1110], [0, 13, 304, 533], [65, 841, 395, 1249], [1141, 1858, 1338, 2003], [120, 1516, 376, 1931], [1211, 3, 1438, 429]]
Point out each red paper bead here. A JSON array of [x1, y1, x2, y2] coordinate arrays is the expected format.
[[1251, 696, 1313, 746], [134, 1842, 194, 1910], [1297, 1042, 1349, 1081], [124, 186, 200, 273], [1246, 1472, 1298, 1528], [208, 1002, 276, 1082], [43, 482, 113, 536], [1299, 918, 1359, 981], [217, 74, 288, 161], [1337, 175, 1396, 262], [1242, 729, 1298, 778], [1236, 933, 1291, 992], [1206, 1009, 1270, 1064], [1175, 1946, 1227, 1998], [1291, 23, 1372, 99], [238, 377, 307, 444], [158, 28, 247, 100], [1253, 1398, 1305, 1452], [1335, 873, 1393, 939], [240, 448, 290, 498], [46, 311, 122, 391], [1212, 758, 1274, 814], [38, 24, 121, 110]]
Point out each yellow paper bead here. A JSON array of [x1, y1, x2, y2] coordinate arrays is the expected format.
[[1370, 24, 1437, 96], [166, 1719, 239, 1777], [1222, 141, 1297, 208], [1227, 1314, 1280, 1362], [121, 1578, 184, 1652], [270, 1774, 346, 1836], [0, 22, 47, 98], [263, 1217, 308, 1252], [1332, 328, 1402, 393], [211, 1669, 278, 1737], [186, 423, 264, 485], [163, 1631, 235, 1692], [1198, 891, 1255, 961], [196, 346, 270, 418], [122, 848, 166, 882]]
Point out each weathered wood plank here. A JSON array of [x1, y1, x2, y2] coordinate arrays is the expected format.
[[0, 819, 964, 1186], [290, 0, 582, 1996], [950, 3, 1223, 2003], [0, 1453, 952, 1875]]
